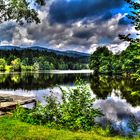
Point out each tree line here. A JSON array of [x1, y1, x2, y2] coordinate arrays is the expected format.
[[89, 43, 140, 78], [0, 49, 89, 72]]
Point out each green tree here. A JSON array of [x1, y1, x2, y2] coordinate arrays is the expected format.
[[120, 44, 140, 74], [33, 62, 40, 71], [89, 47, 113, 75], [0, 0, 45, 24], [122, 60, 134, 74], [21, 58, 29, 66], [11, 58, 21, 71], [58, 60, 68, 70], [0, 58, 6, 71], [119, 0, 140, 43]]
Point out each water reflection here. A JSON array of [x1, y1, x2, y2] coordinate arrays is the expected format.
[[0, 73, 140, 107], [0, 72, 140, 135], [0, 72, 89, 90], [90, 75, 140, 106]]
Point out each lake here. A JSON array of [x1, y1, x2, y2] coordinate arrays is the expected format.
[[0, 71, 140, 135]]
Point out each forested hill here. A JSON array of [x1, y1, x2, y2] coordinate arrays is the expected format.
[[0, 45, 89, 58], [0, 46, 89, 71]]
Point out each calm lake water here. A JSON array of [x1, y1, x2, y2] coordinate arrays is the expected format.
[[0, 71, 140, 135]]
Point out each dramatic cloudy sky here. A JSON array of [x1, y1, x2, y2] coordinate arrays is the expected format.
[[0, 0, 139, 53]]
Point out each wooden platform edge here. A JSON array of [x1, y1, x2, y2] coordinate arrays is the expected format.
[[0, 98, 37, 110]]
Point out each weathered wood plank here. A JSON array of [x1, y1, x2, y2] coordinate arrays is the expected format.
[[0, 94, 36, 110], [0, 111, 5, 116], [0, 96, 13, 102]]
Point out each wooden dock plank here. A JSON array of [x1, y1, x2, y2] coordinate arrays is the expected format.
[[0, 94, 36, 109], [0, 111, 5, 115]]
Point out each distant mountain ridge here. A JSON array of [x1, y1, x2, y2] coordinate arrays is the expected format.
[[0, 45, 90, 58], [0, 45, 20, 50]]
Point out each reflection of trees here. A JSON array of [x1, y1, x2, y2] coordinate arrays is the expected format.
[[90, 75, 113, 99], [0, 73, 89, 90], [0, 74, 8, 83], [11, 74, 21, 83], [1, 73, 140, 106], [119, 78, 140, 106], [90, 75, 140, 106], [33, 73, 39, 79]]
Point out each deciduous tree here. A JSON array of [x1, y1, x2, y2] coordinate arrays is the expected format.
[[119, 0, 140, 43], [0, 0, 45, 24]]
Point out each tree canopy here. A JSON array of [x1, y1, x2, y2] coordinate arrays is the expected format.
[[119, 0, 140, 43], [0, 0, 46, 24], [89, 44, 140, 75]]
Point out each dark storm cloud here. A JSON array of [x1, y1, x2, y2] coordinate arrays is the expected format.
[[0, 22, 15, 41], [0, 0, 137, 53], [49, 0, 125, 23], [73, 30, 93, 39]]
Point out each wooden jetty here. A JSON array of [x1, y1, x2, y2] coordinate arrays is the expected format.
[[0, 94, 36, 110]]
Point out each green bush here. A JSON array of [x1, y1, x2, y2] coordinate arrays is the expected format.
[[59, 80, 103, 130], [14, 79, 103, 130]]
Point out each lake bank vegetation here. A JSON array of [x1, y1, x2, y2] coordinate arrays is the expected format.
[[0, 73, 139, 107], [11, 79, 140, 138], [0, 49, 89, 72], [89, 43, 140, 80], [13, 80, 103, 131]]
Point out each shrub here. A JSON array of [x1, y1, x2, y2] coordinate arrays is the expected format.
[[14, 79, 103, 130], [59, 79, 103, 130]]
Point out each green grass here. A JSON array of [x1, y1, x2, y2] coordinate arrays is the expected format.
[[0, 116, 139, 140]]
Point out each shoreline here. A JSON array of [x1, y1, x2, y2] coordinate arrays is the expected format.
[[0, 69, 94, 75]]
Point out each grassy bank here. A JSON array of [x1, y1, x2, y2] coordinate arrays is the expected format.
[[0, 116, 139, 140]]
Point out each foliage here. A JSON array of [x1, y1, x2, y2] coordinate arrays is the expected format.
[[0, 0, 45, 24], [89, 47, 113, 75], [89, 44, 140, 76], [90, 75, 140, 107], [0, 49, 88, 72], [119, 0, 140, 43], [32, 62, 40, 71], [14, 79, 103, 131], [5, 65, 13, 72], [0, 58, 6, 71], [21, 65, 32, 71], [11, 58, 21, 71], [59, 80, 103, 130]]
